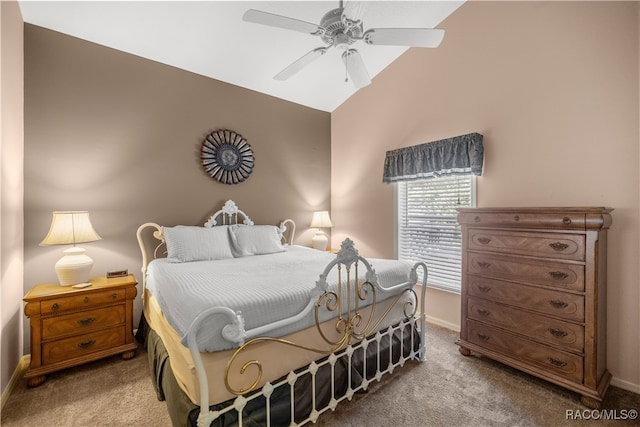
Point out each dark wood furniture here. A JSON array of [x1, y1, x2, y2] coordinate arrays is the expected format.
[[23, 275, 138, 386], [456, 207, 612, 409]]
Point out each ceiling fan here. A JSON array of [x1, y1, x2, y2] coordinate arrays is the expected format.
[[242, 1, 445, 88]]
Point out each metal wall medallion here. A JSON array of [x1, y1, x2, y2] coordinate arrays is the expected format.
[[201, 129, 254, 185]]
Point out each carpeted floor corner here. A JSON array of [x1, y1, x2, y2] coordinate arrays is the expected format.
[[2, 323, 638, 426]]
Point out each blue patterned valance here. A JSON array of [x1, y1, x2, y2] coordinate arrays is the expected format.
[[382, 133, 484, 183]]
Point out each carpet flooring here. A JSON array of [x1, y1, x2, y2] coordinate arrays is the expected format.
[[2, 323, 638, 427]]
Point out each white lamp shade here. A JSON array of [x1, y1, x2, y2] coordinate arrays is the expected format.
[[40, 211, 101, 286], [40, 211, 101, 245], [310, 211, 333, 228]]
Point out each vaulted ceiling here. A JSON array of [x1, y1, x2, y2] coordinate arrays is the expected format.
[[18, 1, 463, 112]]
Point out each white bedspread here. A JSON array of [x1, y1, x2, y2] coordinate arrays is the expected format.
[[145, 245, 414, 352]]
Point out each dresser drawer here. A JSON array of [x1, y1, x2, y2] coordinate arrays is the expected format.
[[41, 289, 125, 314], [468, 297, 584, 352], [466, 320, 583, 383], [42, 327, 126, 365], [467, 276, 585, 322], [467, 253, 584, 291], [42, 305, 125, 340], [458, 211, 586, 229], [468, 229, 585, 261]]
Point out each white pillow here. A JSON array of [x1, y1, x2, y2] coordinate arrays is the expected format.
[[163, 225, 233, 262], [229, 224, 285, 256]]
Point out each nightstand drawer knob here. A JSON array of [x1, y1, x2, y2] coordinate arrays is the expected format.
[[477, 285, 491, 293], [51, 303, 59, 311], [477, 237, 492, 245], [78, 339, 96, 349], [84, 297, 90, 303], [112, 293, 118, 299], [477, 309, 491, 317], [77, 317, 96, 326]]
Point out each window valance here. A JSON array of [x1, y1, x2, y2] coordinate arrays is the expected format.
[[382, 132, 484, 183]]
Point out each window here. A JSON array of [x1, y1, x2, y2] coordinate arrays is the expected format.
[[396, 175, 475, 293]]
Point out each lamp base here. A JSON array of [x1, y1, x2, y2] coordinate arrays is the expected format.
[[311, 231, 329, 251], [55, 247, 94, 286]]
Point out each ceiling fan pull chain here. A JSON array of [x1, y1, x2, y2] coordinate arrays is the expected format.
[[344, 51, 349, 83]]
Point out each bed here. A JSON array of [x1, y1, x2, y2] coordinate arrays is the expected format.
[[135, 200, 427, 427]]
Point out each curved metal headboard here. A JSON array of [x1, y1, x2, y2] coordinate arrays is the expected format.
[[136, 200, 297, 289]]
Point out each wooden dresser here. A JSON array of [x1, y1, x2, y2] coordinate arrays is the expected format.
[[456, 207, 612, 408], [23, 275, 138, 386]]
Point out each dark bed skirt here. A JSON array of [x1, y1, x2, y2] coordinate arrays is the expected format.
[[136, 314, 421, 427]]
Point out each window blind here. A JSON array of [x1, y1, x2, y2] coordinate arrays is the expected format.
[[397, 175, 473, 293]]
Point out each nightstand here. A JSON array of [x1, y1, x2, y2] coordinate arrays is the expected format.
[[23, 275, 138, 386]]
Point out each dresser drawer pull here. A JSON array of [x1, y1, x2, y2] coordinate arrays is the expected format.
[[84, 297, 90, 303], [548, 357, 567, 368], [549, 299, 569, 309], [51, 303, 59, 311], [477, 285, 492, 293], [477, 261, 491, 269], [77, 317, 96, 327], [477, 309, 491, 317], [513, 215, 520, 222], [562, 217, 572, 225], [476, 332, 490, 341], [549, 242, 569, 251], [548, 271, 569, 280], [477, 237, 492, 245], [112, 293, 118, 299], [548, 327, 568, 338], [78, 339, 96, 349], [474, 216, 481, 223]]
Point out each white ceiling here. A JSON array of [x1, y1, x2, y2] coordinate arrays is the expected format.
[[18, 1, 464, 112]]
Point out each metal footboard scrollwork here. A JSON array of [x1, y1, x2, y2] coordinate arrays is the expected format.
[[186, 239, 428, 427]]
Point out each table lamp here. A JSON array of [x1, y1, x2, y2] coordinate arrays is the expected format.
[[310, 210, 332, 251], [40, 211, 102, 286]]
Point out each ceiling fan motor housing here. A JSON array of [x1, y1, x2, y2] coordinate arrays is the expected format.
[[319, 8, 363, 47]]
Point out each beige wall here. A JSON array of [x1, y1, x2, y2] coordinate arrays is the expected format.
[[332, 1, 639, 391], [23, 26, 331, 351], [0, 0, 24, 396]]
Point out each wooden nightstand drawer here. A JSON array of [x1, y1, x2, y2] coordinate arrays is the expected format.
[[467, 229, 585, 261], [42, 305, 125, 340], [467, 297, 584, 352], [41, 289, 125, 314], [43, 327, 126, 364]]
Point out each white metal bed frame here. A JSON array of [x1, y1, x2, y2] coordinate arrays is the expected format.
[[136, 200, 427, 427]]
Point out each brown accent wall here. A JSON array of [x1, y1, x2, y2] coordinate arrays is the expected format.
[[23, 25, 331, 351], [1, 0, 24, 395], [331, 1, 639, 389]]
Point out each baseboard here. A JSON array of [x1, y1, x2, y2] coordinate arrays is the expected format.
[[611, 376, 640, 394], [425, 315, 460, 332], [1, 354, 30, 411]]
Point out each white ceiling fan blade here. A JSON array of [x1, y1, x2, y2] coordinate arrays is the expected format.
[[341, 49, 371, 89], [274, 47, 328, 81], [363, 28, 445, 48], [343, 1, 369, 24], [243, 9, 320, 35]]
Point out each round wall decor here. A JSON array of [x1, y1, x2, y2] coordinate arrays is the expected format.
[[201, 129, 254, 185]]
